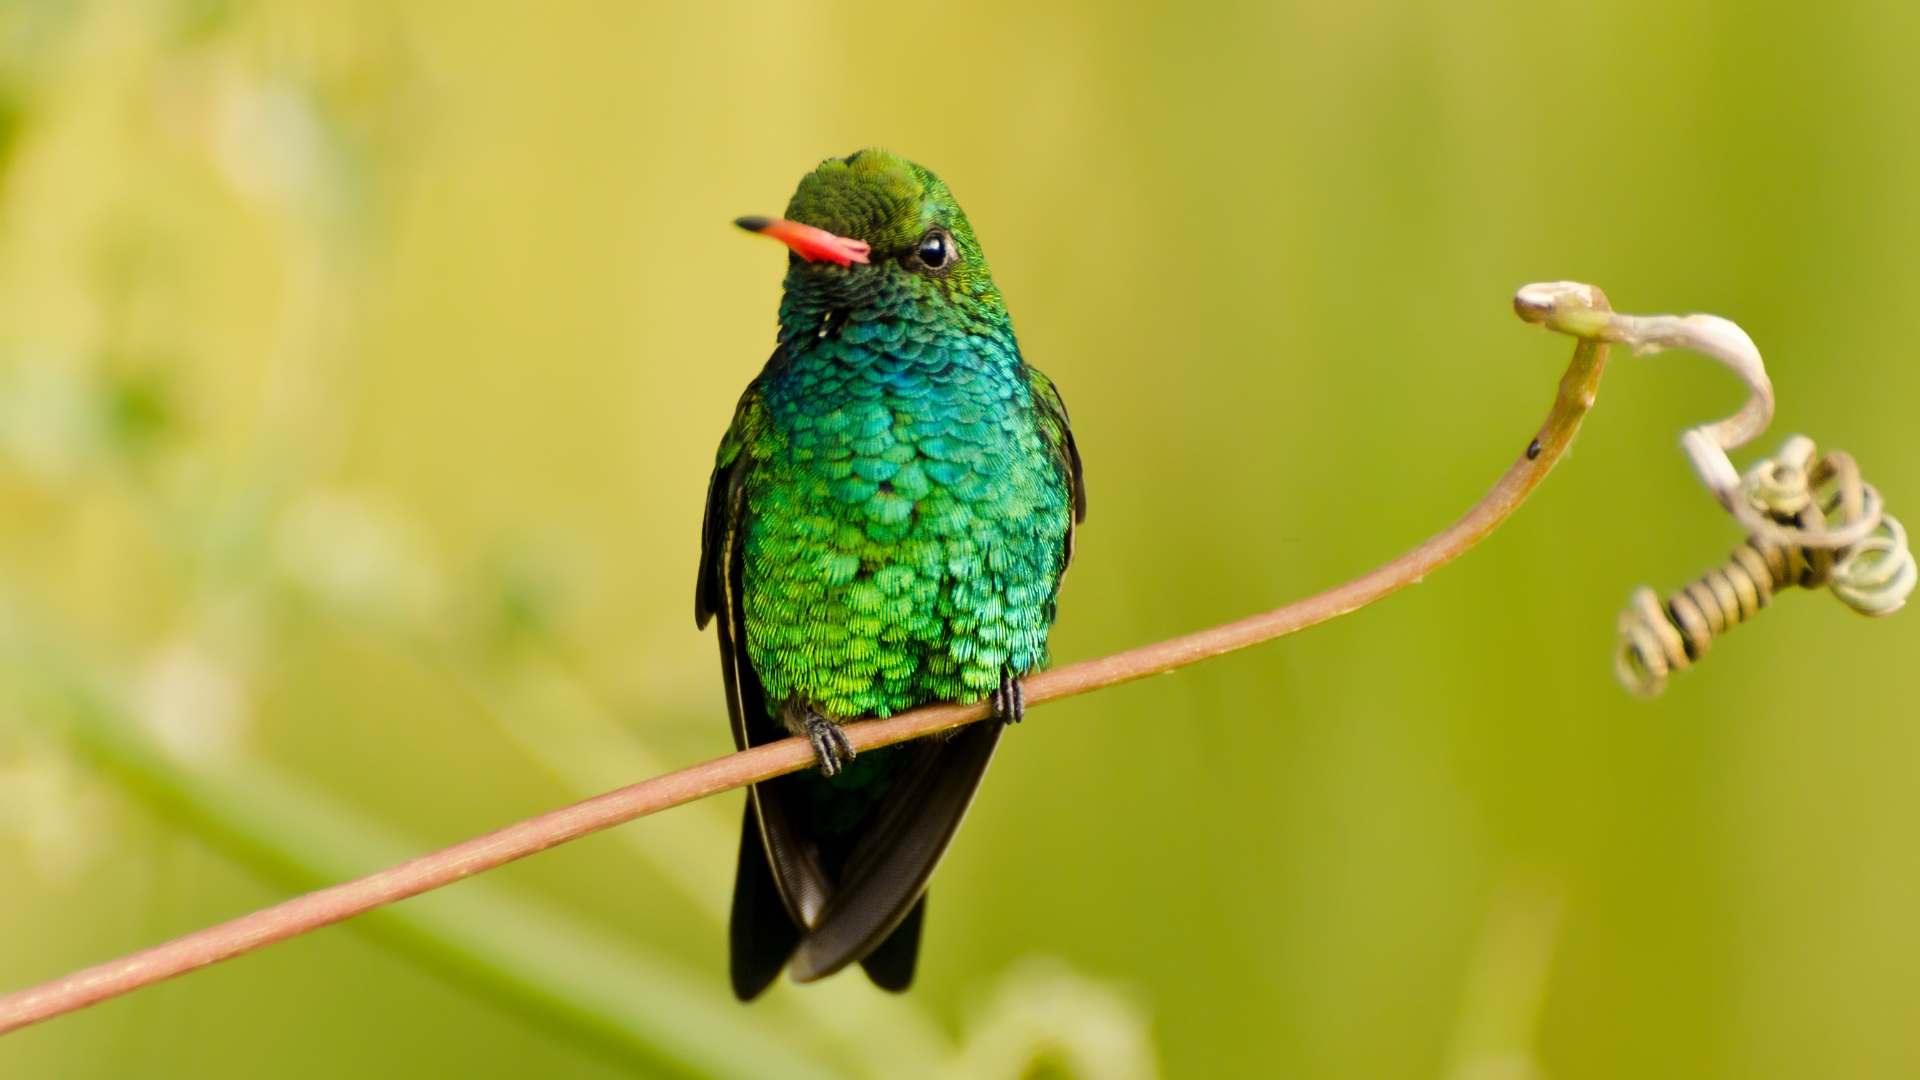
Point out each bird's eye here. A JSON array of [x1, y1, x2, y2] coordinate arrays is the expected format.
[[916, 230, 950, 269]]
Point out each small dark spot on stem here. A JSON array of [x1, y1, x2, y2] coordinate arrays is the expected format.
[[1526, 439, 1542, 460]]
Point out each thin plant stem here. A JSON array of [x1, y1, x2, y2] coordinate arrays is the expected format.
[[0, 284, 1615, 1037]]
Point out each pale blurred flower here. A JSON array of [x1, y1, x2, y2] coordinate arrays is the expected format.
[[0, 353, 99, 484], [945, 957, 1160, 1080], [214, 78, 333, 212], [136, 639, 253, 769], [0, 735, 115, 884], [274, 488, 441, 623]]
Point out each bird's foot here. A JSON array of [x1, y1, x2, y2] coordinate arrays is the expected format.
[[803, 712, 856, 777], [990, 670, 1026, 725]]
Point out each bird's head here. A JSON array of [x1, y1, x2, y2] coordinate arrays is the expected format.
[[736, 149, 1001, 317]]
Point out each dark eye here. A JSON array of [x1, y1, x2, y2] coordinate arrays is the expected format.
[[916, 230, 950, 269]]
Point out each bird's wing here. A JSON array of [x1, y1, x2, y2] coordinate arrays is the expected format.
[[1025, 365, 1087, 572], [726, 793, 800, 999], [695, 371, 763, 634], [856, 892, 926, 991], [694, 380, 773, 762], [698, 361, 840, 997]]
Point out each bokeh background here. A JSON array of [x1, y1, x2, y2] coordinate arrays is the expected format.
[[0, 0, 1917, 1077]]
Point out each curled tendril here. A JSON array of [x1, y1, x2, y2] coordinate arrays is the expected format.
[[1517, 283, 1915, 698], [1616, 437, 1916, 696]]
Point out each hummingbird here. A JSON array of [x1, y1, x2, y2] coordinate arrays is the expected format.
[[696, 149, 1085, 999]]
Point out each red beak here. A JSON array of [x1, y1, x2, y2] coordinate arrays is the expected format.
[[735, 216, 871, 267]]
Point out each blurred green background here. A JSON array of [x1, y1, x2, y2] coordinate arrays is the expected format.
[[0, 0, 1917, 1077]]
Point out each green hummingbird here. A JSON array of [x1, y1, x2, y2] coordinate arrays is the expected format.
[[696, 149, 1085, 999]]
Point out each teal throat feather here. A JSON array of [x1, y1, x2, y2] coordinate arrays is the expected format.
[[698, 149, 1084, 998], [740, 265, 1071, 717]]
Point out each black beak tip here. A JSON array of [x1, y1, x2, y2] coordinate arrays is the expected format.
[[734, 216, 771, 233]]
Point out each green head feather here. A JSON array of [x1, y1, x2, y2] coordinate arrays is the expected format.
[[781, 149, 1002, 312]]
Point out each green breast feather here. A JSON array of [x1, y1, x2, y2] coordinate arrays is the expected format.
[[727, 301, 1073, 719]]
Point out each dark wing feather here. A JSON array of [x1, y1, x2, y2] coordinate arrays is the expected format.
[[1024, 366, 1086, 578], [697, 344, 790, 631], [694, 463, 727, 630], [857, 893, 926, 992], [1066, 422, 1087, 526], [728, 796, 800, 1000], [789, 719, 1003, 983]]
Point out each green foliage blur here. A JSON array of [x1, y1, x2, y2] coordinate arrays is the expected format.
[[0, 0, 1917, 1077]]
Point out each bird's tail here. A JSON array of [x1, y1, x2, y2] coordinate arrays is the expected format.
[[787, 718, 1002, 985]]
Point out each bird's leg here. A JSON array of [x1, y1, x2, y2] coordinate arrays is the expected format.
[[990, 669, 1026, 725], [802, 710, 856, 778], [780, 700, 856, 776]]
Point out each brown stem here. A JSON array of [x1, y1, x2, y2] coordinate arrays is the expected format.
[[0, 286, 1613, 1037]]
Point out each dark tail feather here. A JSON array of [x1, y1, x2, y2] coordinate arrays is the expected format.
[[858, 893, 925, 992], [790, 719, 1002, 982], [729, 795, 800, 1001]]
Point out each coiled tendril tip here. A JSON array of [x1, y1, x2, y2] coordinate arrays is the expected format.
[[1615, 435, 1914, 696], [1516, 286, 1914, 698]]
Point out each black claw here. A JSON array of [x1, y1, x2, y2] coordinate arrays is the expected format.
[[804, 713, 854, 777], [992, 671, 1026, 725]]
